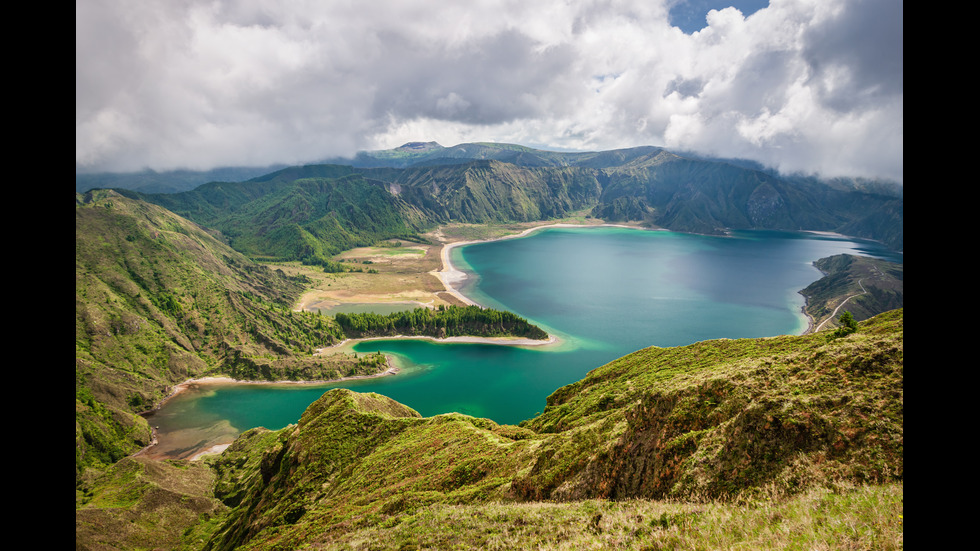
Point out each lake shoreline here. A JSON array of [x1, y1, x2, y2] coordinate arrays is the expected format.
[[133, 359, 403, 459], [433, 222, 653, 307], [138, 225, 882, 460], [322, 333, 559, 351], [156, 361, 402, 406], [140, 221, 587, 456], [435, 223, 834, 340]]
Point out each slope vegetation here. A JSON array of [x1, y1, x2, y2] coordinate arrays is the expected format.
[[334, 305, 549, 340], [116, 169, 428, 266], [383, 160, 603, 223], [76, 191, 386, 480], [75, 191, 550, 482], [114, 144, 904, 266], [173, 309, 901, 550], [801, 254, 904, 328]]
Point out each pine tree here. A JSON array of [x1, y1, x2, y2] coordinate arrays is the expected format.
[[830, 310, 858, 339]]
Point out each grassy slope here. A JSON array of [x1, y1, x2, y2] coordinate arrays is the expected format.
[[515, 310, 902, 502], [76, 311, 902, 550], [174, 309, 901, 550], [75, 191, 388, 481], [314, 484, 903, 550], [75, 192, 552, 486], [117, 171, 429, 266], [388, 160, 603, 223], [75, 456, 229, 551]]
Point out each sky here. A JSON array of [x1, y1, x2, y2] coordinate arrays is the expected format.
[[76, 0, 903, 182]]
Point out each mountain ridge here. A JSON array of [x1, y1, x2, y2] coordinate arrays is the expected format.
[[114, 143, 903, 259], [222, 309, 902, 549], [77, 141, 902, 193]]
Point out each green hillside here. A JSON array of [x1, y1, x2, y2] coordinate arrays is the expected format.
[[75, 191, 549, 483], [115, 171, 429, 266], [108, 143, 903, 261], [76, 190, 371, 478], [76, 310, 903, 550], [385, 160, 603, 223], [595, 149, 891, 239], [801, 254, 904, 328]]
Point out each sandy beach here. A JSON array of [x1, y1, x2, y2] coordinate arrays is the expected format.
[[432, 240, 480, 306], [322, 333, 558, 352], [189, 443, 232, 460]]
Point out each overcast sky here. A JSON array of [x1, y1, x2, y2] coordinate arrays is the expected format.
[[76, 0, 903, 182]]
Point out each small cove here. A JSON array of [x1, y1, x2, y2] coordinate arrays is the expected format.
[[144, 227, 901, 459]]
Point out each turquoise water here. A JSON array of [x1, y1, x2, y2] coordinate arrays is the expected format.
[[144, 227, 901, 458]]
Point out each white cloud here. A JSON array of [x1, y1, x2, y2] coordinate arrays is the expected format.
[[76, 0, 902, 182]]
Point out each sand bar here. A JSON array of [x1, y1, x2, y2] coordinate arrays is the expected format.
[[321, 333, 558, 352], [147, 363, 401, 414]]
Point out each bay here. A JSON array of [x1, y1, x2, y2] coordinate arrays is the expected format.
[[144, 227, 901, 458]]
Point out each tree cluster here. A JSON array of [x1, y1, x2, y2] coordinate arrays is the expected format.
[[334, 305, 548, 340]]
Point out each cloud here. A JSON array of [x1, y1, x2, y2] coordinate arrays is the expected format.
[[76, 0, 902, 182]]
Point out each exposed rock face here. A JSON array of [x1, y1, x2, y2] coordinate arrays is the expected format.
[[746, 182, 787, 226]]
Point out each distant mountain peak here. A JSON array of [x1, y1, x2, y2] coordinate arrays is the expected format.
[[396, 141, 443, 152]]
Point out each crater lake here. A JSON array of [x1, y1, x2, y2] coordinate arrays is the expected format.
[[143, 227, 901, 459]]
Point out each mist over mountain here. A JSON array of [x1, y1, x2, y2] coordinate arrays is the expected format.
[[75, 165, 291, 195]]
